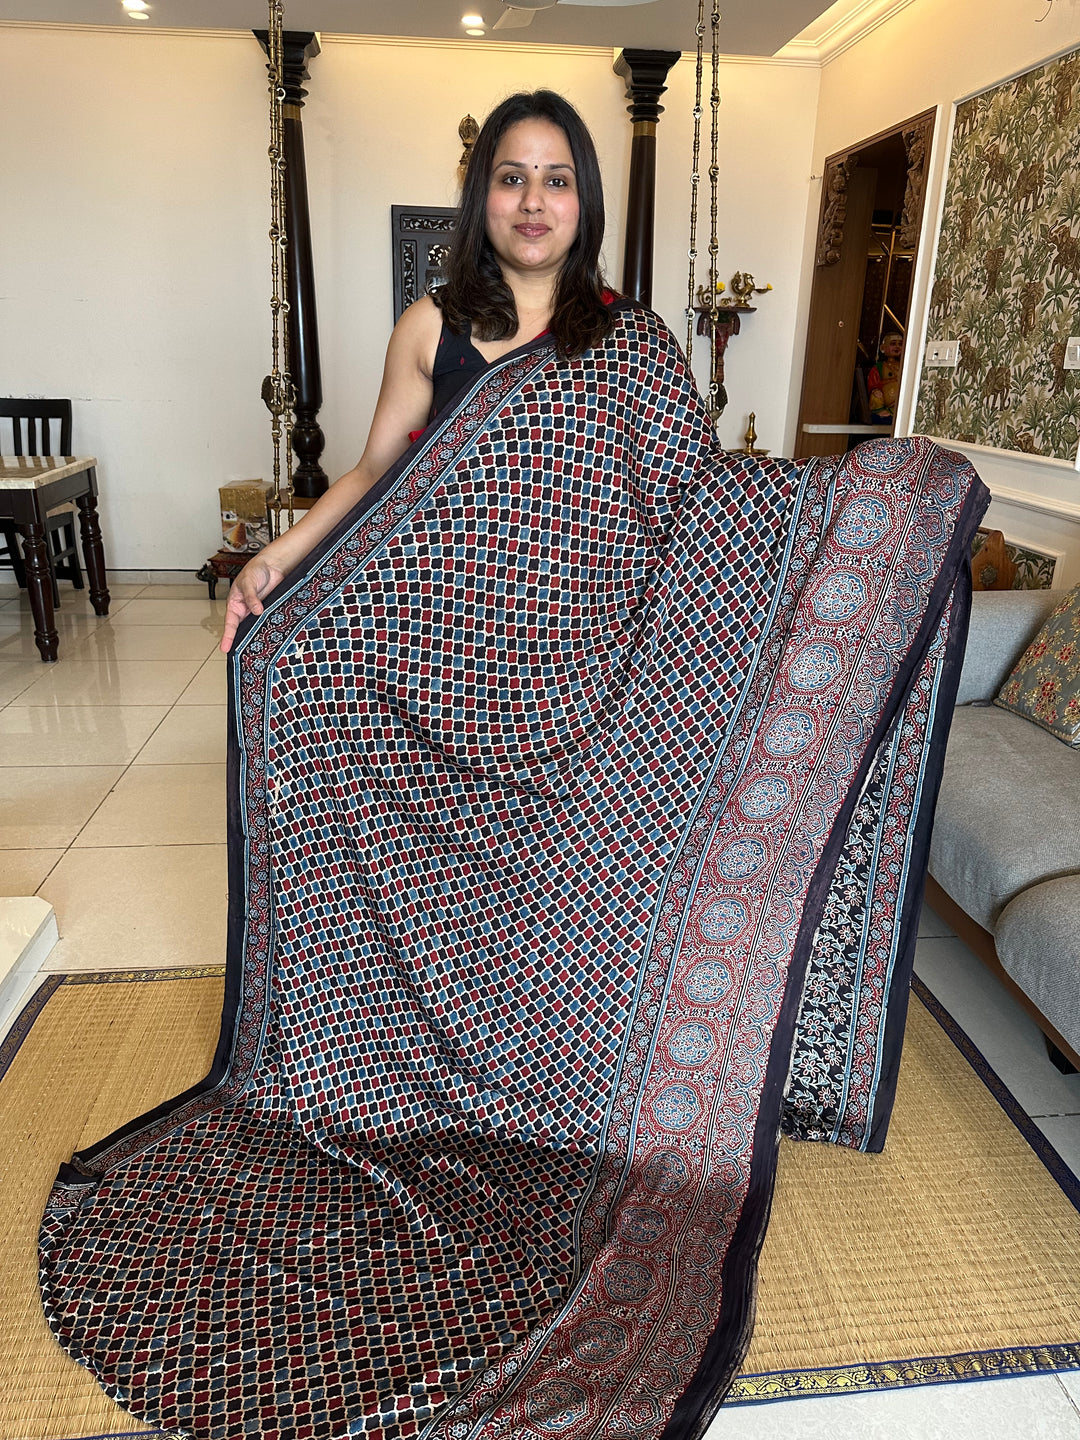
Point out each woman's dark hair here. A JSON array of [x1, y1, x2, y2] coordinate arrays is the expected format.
[[437, 90, 615, 359]]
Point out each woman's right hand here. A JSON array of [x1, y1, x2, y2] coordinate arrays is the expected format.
[[220, 554, 288, 653]]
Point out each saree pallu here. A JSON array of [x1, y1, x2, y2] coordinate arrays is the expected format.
[[40, 302, 988, 1440]]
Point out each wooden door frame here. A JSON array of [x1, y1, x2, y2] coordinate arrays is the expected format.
[[794, 107, 937, 459]]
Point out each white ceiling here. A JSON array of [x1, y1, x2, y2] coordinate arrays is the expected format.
[[0, 0, 838, 57]]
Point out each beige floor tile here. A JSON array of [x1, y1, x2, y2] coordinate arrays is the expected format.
[[0, 589, 133, 616], [0, 610, 115, 661], [73, 763, 226, 846], [107, 597, 228, 628], [0, 705, 167, 766], [139, 582, 217, 599], [0, 658, 46, 705], [0, 766, 123, 847], [99, 582, 148, 596], [177, 657, 229, 704], [11, 658, 202, 707], [39, 844, 227, 970], [72, 623, 221, 662], [0, 847, 66, 893], [133, 706, 227, 764]]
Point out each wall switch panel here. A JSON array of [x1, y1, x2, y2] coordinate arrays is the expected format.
[[925, 339, 959, 367], [1064, 337, 1080, 371]]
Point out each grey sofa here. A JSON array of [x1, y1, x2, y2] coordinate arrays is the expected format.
[[926, 588, 1080, 1070]]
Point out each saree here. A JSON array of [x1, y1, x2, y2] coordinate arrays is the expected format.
[[39, 301, 988, 1440]]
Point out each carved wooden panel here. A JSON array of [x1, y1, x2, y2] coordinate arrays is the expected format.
[[391, 206, 457, 322], [815, 156, 852, 268], [899, 114, 934, 252]]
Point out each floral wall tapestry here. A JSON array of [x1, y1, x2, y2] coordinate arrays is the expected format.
[[913, 48, 1080, 460]]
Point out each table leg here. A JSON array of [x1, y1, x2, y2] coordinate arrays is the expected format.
[[76, 486, 111, 616], [23, 522, 59, 662]]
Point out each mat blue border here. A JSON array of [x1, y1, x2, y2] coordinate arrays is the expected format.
[[0, 968, 226, 1087]]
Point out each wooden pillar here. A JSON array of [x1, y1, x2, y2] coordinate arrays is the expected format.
[[613, 48, 680, 308], [254, 29, 328, 498]]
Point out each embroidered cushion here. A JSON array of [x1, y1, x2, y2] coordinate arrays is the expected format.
[[994, 583, 1080, 745]]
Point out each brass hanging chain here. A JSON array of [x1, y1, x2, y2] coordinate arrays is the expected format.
[[685, 0, 706, 365], [264, 0, 295, 539], [706, 0, 722, 415]]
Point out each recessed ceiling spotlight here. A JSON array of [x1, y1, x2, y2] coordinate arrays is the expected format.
[[122, 0, 150, 9], [466, 28, 485, 36], [127, 9, 150, 16], [462, 13, 484, 24]]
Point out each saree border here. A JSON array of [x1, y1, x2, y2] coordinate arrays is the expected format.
[[661, 461, 989, 1440]]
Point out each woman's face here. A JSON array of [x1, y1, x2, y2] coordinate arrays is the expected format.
[[485, 118, 581, 285]]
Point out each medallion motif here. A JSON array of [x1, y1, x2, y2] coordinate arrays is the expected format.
[[667, 1021, 718, 1067], [698, 897, 748, 942], [642, 1149, 692, 1193], [810, 570, 868, 622], [762, 709, 815, 757], [789, 641, 842, 692], [715, 837, 767, 880], [650, 1083, 702, 1132], [833, 494, 890, 550], [683, 959, 732, 1004], [600, 1258, 656, 1302], [738, 776, 791, 819]]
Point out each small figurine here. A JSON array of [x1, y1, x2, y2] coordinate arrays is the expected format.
[[726, 272, 773, 306], [868, 331, 904, 423]]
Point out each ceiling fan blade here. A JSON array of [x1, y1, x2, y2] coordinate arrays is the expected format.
[[494, 7, 538, 28]]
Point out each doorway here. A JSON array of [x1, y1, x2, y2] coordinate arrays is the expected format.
[[794, 110, 935, 460]]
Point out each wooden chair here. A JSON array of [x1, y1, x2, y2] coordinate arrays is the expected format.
[[0, 399, 84, 604], [972, 529, 1017, 591]]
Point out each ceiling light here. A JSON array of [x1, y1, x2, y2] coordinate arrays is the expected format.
[[122, 0, 149, 9], [462, 12, 484, 22], [127, 9, 150, 15], [466, 27, 486, 36]]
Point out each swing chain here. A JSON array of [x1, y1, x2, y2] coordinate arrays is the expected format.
[[685, 0, 706, 365], [686, 1, 723, 417], [264, 0, 295, 539], [705, 0, 722, 416]]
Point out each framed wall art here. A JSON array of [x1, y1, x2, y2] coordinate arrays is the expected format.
[[391, 205, 456, 323]]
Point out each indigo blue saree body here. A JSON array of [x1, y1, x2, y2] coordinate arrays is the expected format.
[[40, 303, 988, 1440]]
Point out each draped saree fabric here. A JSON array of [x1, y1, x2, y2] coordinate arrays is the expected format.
[[39, 302, 988, 1440]]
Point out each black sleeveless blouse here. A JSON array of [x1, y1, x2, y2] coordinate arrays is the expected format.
[[429, 321, 488, 422]]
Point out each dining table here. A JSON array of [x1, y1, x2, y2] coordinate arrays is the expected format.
[[0, 455, 110, 661]]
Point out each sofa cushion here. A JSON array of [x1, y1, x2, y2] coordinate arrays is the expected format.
[[996, 875, 1080, 1058], [995, 583, 1080, 745], [929, 705, 1080, 930], [957, 589, 1062, 705]]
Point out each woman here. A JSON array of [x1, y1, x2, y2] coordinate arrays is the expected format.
[[220, 90, 617, 656], [42, 93, 987, 1440]]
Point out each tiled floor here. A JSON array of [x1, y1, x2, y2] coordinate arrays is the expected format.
[[1, 576, 1078, 1437]]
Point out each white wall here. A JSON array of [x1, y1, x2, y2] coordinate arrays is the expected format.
[[0, 22, 820, 569], [1, 25, 271, 573], [804, 0, 1080, 585]]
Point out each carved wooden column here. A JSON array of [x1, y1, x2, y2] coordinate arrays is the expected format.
[[254, 29, 328, 498], [613, 48, 680, 307]]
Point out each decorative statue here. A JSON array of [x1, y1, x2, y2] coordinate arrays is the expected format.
[[868, 331, 904, 423]]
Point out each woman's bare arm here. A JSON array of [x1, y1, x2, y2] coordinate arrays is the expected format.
[[220, 297, 441, 651]]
